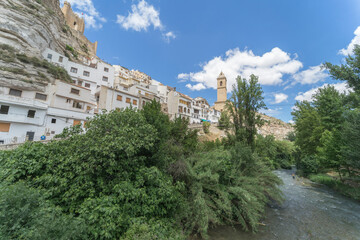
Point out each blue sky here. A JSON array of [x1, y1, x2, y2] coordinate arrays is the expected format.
[[60, 0, 360, 122]]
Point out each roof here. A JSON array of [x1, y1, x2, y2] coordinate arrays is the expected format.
[[217, 71, 226, 79], [178, 92, 193, 101]]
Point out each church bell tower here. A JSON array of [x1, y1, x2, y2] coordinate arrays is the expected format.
[[214, 71, 227, 111]]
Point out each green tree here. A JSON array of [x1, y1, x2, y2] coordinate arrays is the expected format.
[[217, 110, 231, 131], [291, 101, 322, 157], [324, 44, 360, 93], [226, 75, 266, 148], [340, 110, 360, 173], [312, 86, 345, 131]]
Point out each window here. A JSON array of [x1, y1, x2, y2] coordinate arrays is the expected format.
[[102, 76, 108, 82], [85, 83, 91, 88], [0, 140, 4, 144], [70, 88, 80, 95], [27, 110, 36, 118], [83, 71, 90, 77], [35, 93, 47, 101], [133, 99, 137, 105], [104, 67, 109, 72], [126, 98, 131, 103], [47, 53, 52, 60], [51, 131, 55, 134], [70, 67, 78, 73], [117, 95, 122, 101], [73, 120, 81, 126], [0, 123, 10, 132], [51, 118, 56, 124], [77, 80, 83, 86], [66, 99, 71, 103], [72, 101, 83, 109], [220, 81, 223, 86], [0, 105, 9, 115], [59, 56, 63, 62], [9, 89, 22, 97]]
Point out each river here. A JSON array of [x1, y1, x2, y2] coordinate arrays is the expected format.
[[208, 169, 360, 240]]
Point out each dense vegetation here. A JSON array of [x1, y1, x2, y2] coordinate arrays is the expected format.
[[0, 76, 287, 239], [291, 45, 360, 200]]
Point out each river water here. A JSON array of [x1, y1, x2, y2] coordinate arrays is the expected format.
[[208, 170, 360, 240]]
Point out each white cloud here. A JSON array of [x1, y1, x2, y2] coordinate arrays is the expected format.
[[288, 120, 295, 124], [339, 26, 360, 56], [295, 82, 351, 102], [293, 65, 328, 85], [163, 31, 176, 43], [274, 93, 288, 104], [186, 83, 206, 91], [116, 0, 163, 31], [60, 0, 106, 29], [178, 47, 303, 92]]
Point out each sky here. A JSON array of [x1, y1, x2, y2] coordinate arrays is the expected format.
[[59, 0, 360, 123]]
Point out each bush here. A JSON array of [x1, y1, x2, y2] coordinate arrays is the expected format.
[[202, 121, 210, 134], [0, 183, 86, 240], [296, 155, 320, 176], [183, 145, 282, 238]]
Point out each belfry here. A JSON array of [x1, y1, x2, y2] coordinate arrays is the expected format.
[[214, 71, 227, 111]]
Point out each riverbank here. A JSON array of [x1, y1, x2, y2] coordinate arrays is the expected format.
[[308, 173, 360, 201], [207, 170, 360, 240]]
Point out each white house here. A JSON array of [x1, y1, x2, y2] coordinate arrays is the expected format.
[[42, 48, 115, 94], [0, 87, 48, 144]]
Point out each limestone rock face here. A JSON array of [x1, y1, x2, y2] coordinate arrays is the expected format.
[[0, 0, 94, 91], [259, 114, 293, 140]]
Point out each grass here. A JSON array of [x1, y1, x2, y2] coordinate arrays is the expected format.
[[0, 67, 30, 77], [309, 174, 360, 201]]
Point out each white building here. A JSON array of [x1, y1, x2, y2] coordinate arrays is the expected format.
[[167, 90, 192, 120], [96, 85, 140, 112], [42, 48, 115, 94], [0, 80, 95, 144], [0, 87, 48, 144]]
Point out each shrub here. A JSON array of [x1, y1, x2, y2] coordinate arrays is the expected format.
[[0, 183, 86, 240], [202, 121, 210, 134]]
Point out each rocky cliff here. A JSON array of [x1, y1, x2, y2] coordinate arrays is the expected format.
[[258, 114, 293, 140], [0, 0, 94, 91]]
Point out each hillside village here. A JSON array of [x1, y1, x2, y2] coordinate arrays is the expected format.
[[0, 0, 291, 145]]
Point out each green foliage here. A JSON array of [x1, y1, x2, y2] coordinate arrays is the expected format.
[[296, 155, 319, 176], [340, 110, 360, 171], [226, 74, 266, 148], [286, 131, 296, 142], [255, 135, 294, 170], [66, 44, 78, 59], [0, 182, 86, 240], [120, 218, 185, 240], [202, 121, 210, 134], [218, 110, 231, 131], [324, 44, 360, 93], [0, 104, 283, 239], [16, 53, 72, 82], [292, 101, 322, 157], [0, 67, 30, 77], [309, 174, 360, 201], [312, 86, 345, 131], [184, 146, 283, 238]]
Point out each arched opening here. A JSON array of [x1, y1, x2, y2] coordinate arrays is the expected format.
[[220, 81, 223, 86], [74, 22, 77, 26]]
